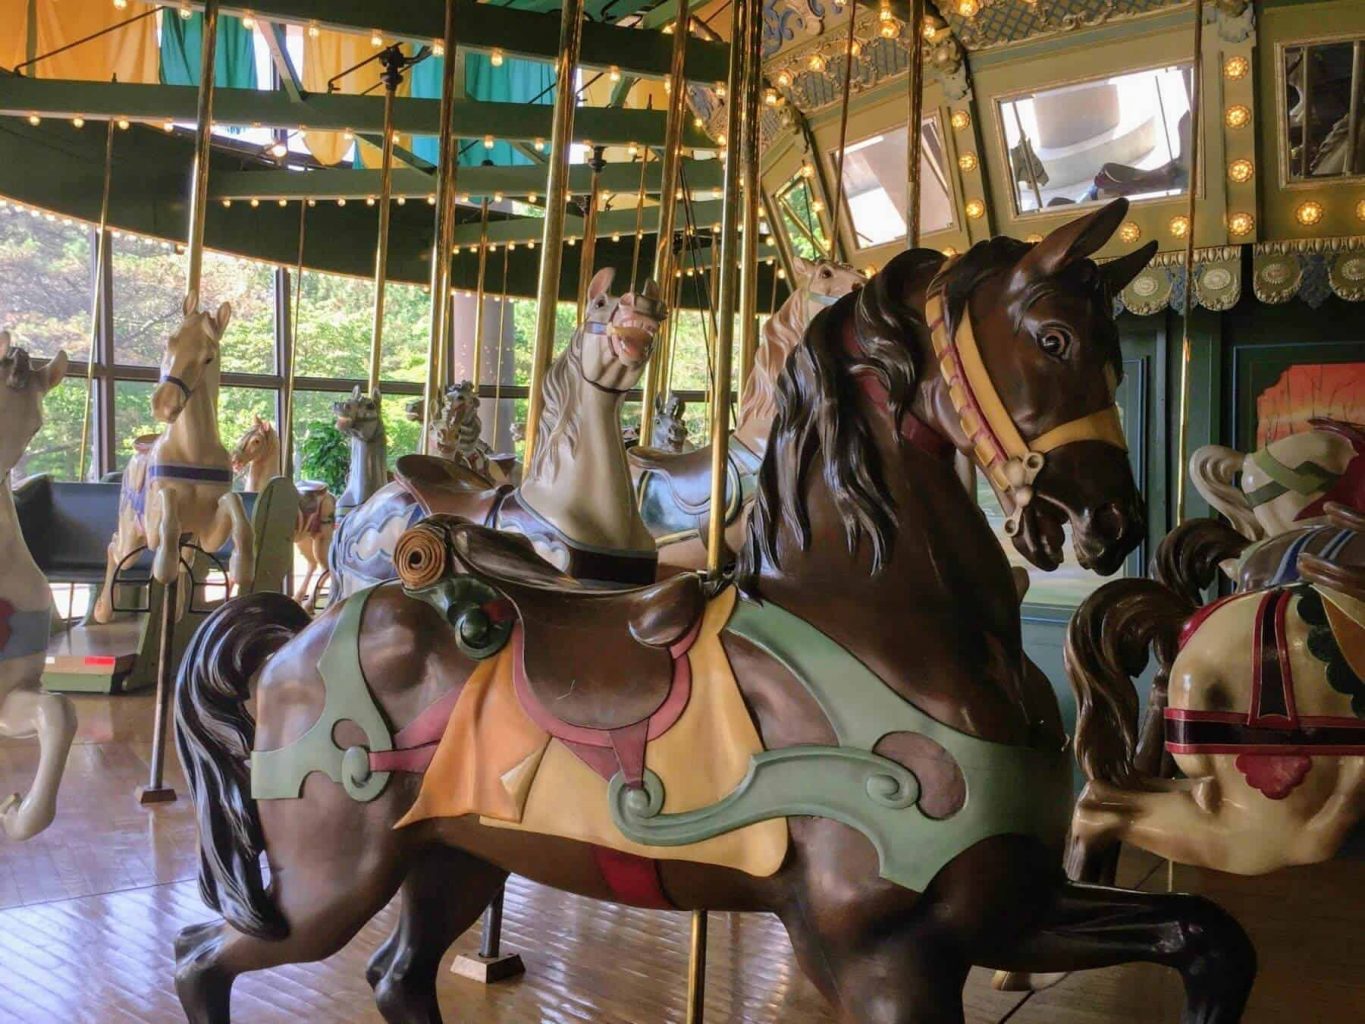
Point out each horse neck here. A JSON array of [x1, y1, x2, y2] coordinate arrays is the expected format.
[[164, 367, 227, 464], [0, 476, 42, 598], [345, 423, 387, 503], [247, 433, 281, 491], [734, 290, 805, 454]]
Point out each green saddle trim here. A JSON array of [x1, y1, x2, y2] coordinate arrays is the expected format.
[[251, 585, 394, 802], [608, 595, 1072, 892], [1248, 449, 1337, 504]]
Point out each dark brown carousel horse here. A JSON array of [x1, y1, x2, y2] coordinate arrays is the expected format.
[[174, 198, 1254, 1024]]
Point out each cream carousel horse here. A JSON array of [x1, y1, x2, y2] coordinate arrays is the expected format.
[[93, 293, 254, 623], [1069, 502, 1365, 876], [230, 417, 336, 607], [1191, 418, 1365, 541], [0, 332, 76, 840], [631, 255, 865, 569], [333, 386, 388, 518]]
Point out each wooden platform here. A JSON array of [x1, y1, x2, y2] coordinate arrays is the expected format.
[[41, 618, 145, 694], [0, 692, 1362, 1023]]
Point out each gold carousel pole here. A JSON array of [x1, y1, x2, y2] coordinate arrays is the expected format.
[[1174, 0, 1205, 523], [906, 0, 925, 247], [640, 0, 690, 449], [283, 200, 306, 477], [577, 145, 607, 320], [423, 0, 460, 454], [472, 198, 491, 389], [368, 45, 405, 394], [77, 118, 115, 482], [184, 0, 219, 296], [737, 0, 764, 414], [522, 0, 588, 466]]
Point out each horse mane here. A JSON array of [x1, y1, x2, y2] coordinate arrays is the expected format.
[[738, 249, 937, 591], [528, 330, 584, 479], [736, 289, 805, 435]]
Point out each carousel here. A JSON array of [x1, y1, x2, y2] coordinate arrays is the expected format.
[[0, 0, 1363, 1021]]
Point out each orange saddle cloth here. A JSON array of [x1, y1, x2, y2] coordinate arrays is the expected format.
[[398, 588, 788, 878]]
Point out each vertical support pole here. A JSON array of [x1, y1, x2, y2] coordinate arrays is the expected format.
[[424, 0, 460, 454], [472, 199, 491, 389], [1346, 41, 1362, 176], [906, 0, 925, 247], [137, 573, 179, 805], [686, 897, 710, 1024], [184, 0, 219, 297], [1173, 0, 1204, 524], [522, 0, 588, 467], [577, 145, 607, 320], [639, 0, 691, 448], [450, 884, 525, 982], [369, 47, 404, 395], [282, 204, 305, 477], [78, 118, 115, 482], [737, 25, 762, 413]]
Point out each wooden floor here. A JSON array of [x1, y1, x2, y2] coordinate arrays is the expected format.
[[0, 693, 1362, 1023]]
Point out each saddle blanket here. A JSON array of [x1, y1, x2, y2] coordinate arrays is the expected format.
[[397, 587, 788, 878]]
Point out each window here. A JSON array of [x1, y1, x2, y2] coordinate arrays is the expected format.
[[775, 170, 830, 260], [831, 118, 953, 249], [112, 232, 185, 367], [15, 377, 86, 482], [295, 270, 373, 380], [0, 206, 94, 362], [203, 252, 275, 374], [113, 380, 158, 471], [1280, 39, 1365, 180], [998, 64, 1192, 214]]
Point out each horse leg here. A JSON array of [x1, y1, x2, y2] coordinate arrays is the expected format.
[[94, 513, 140, 624], [175, 845, 408, 1024], [292, 533, 316, 607], [0, 675, 77, 840], [152, 488, 182, 587], [217, 492, 255, 595], [367, 847, 507, 1024], [986, 881, 1255, 1024]]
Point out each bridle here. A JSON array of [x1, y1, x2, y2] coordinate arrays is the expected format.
[[923, 280, 1126, 535], [159, 373, 194, 401]]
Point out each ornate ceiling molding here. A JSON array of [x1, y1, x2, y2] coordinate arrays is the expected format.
[[1253, 238, 1365, 306]]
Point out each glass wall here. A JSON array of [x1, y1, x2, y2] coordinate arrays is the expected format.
[[830, 117, 954, 249]]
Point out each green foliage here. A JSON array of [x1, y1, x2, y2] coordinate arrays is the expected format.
[[297, 420, 350, 494]]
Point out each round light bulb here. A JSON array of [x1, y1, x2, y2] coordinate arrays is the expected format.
[[964, 198, 985, 219], [1169, 215, 1190, 238], [1295, 200, 1324, 226], [1227, 159, 1254, 183], [1228, 212, 1255, 237], [1118, 221, 1141, 243], [957, 152, 977, 172]]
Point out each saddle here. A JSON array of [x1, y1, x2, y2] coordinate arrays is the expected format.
[[446, 523, 705, 734], [631, 440, 761, 541], [630, 444, 728, 514], [395, 454, 502, 519]]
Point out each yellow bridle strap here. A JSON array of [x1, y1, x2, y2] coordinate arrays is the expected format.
[[1031, 406, 1126, 453]]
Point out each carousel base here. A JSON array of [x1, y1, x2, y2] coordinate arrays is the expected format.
[[448, 950, 526, 983], [41, 617, 145, 694], [0, 691, 1363, 1023]]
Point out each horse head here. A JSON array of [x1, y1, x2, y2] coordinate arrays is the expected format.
[[152, 290, 230, 424], [928, 196, 1153, 574], [578, 269, 668, 392], [334, 385, 384, 443], [792, 256, 864, 322], [0, 331, 68, 477], [430, 381, 482, 456], [230, 415, 275, 475]]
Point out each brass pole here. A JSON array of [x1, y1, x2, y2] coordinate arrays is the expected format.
[[640, 0, 691, 450], [1174, 0, 1204, 524], [523, 0, 588, 467], [906, 0, 925, 246], [629, 147, 650, 288], [472, 198, 491, 388], [1009, 101, 1044, 216], [283, 200, 306, 477], [737, 21, 763, 415], [77, 118, 116, 482], [423, 0, 460, 454], [829, 0, 859, 252], [685, 903, 709, 1024], [184, 0, 220, 296], [577, 146, 607, 320], [491, 242, 511, 443], [368, 47, 405, 394]]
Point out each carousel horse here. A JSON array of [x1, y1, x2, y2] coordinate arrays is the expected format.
[[407, 382, 517, 486], [1069, 501, 1365, 877], [0, 333, 77, 841], [334, 386, 389, 518], [329, 269, 668, 596], [649, 392, 690, 453], [173, 198, 1255, 1024], [631, 255, 865, 570], [93, 292, 254, 624], [230, 417, 336, 608], [1191, 419, 1365, 542]]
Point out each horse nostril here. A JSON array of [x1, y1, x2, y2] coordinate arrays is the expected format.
[[1093, 501, 1128, 542]]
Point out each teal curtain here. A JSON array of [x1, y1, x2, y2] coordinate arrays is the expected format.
[[408, 53, 554, 168], [160, 13, 257, 89]]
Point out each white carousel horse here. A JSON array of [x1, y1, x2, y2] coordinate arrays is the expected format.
[[93, 292, 254, 623], [230, 416, 336, 608], [333, 385, 388, 518], [1190, 418, 1365, 541], [0, 332, 76, 840], [406, 381, 518, 485]]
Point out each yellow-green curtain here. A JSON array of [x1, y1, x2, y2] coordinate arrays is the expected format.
[[0, 0, 159, 82]]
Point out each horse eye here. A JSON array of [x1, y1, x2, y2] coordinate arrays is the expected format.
[[1038, 329, 1070, 358], [820, 267, 832, 278]]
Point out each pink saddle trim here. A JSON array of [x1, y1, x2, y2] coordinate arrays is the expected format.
[[590, 845, 673, 909], [370, 744, 440, 774], [366, 686, 464, 775]]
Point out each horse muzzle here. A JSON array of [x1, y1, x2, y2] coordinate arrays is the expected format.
[[151, 379, 189, 423]]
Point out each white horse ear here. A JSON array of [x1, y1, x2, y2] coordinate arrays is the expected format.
[[39, 350, 69, 392], [791, 256, 817, 286], [0, 330, 10, 361], [587, 266, 616, 303], [211, 301, 233, 338], [371, 386, 382, 402], [183, 290, 199, 317], [351, 384, 362, 399]]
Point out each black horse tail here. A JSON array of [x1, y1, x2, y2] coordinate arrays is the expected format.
[[1067, 578, 1195, 787], [1151, 516, 1248, 606], [174, 592, 309, 939]]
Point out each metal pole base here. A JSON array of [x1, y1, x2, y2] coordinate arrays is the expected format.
[[449, 951, 525, 984], [136, 784, 177, 805]]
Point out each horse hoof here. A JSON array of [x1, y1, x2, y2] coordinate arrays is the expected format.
[[991, 969, 1067, 993], [0, 794, 51, 841]]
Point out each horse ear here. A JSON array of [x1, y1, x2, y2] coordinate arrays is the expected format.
[[1102, 241, 1158, 295], [587, 266, 616, 303], [1013, 197, 1131, 285], [351, 384, 362, 399], [211, 301, 233, 338], [0, 330, 10, 361], [371, 386, 382, 402], [40, 350, 68, 392], [183, 290, 199, 317], [791, 256, 816, 285]]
